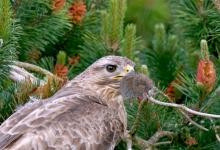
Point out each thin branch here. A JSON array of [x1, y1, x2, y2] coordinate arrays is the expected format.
[[156, 89, 209, 131], [12, 61, 62, 81], [210, 119, 220, 143], [133, 131, 174, 149], [9, 65, 40, 83], [0, 38, 3, 47], [179, 110, 208, 131], [154, 141, 172, 146], [126, 138, 132, 150], [145, 131, 174, 145], [214, 126, 220, 142], [144, 93, 220, 119], [124, 131, 132, 150]]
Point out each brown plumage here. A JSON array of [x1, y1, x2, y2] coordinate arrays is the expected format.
[[0, 56, 135, 150]]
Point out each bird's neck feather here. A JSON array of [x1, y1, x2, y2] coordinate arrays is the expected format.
[[57, 79, 128, 131], [65, 79, 123, 106]]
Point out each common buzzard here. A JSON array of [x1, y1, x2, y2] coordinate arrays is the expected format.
[[0, 56, 135, 150]]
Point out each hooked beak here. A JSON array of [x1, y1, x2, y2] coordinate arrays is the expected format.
[[113, 65, 134, 80]]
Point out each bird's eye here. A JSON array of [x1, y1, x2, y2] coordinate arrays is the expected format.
[[106, 65, 117, 73]]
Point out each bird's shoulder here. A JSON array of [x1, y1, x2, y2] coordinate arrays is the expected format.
[[44, 102, 123, 149], [0, 93, 105, 149]]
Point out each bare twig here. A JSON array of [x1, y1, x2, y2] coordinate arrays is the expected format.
[[12, 61, 62, 81], [127, 95, 174, 149], [214, 126, 220, 142], [154, 141, 172, 146], [180, 110, 208, 131], [126, 139, 132, 150], [133, 131, 174, 149], [124, 131, 132, 150], [210, 119, 220, 142], [144, 93, 220, 119], [0, 39, 3, 47], [155, 89, 209, 131], [145, 131, 174, 145], [9, 65, 41, 84]]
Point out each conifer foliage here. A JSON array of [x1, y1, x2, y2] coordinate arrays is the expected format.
[[0, 0, 20, 88], [170, 0, 220, 55], [1, 0, 220, 149]]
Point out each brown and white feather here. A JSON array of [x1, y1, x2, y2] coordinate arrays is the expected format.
[[0, 56, 135, 150]]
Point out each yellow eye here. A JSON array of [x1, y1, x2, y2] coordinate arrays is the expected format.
[[106, 65, 117, 73]]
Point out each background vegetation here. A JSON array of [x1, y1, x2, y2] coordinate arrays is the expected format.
[[0, 0, 220, 149]]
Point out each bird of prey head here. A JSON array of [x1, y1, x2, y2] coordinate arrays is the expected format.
[[75, 55, 135, 84], [61, 55, 136, 105]]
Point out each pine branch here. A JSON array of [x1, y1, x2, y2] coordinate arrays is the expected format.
[[15, 0, 72, 54], [37, 56, 55, 72], [214, 126, 220, 143], [99, 0, 127, 52], [73, 32, 108, 77], [9, 65, 40, 84], [0, 0, 12, 41], [145, 24, 181, 88], [125, 130, 174, 150], [157, 89, 209, 131], [129, 99, 147, 135], [179, 110, 208, 131], [109, 0, 126, 49], [124, 132, 132, 150], [56, 51, 67, 65], [210, 119, 220, 143], [0, 39, 3, 48], [9, 64, 63, 100], [133, 131, 174, 149], [154, 141, 172, 146], [12, 61, 62, 81], [100, 11, 109, 43], [122, 24, 137, 60], [0, 0, 20, 89], [170, 0, 220, 54]]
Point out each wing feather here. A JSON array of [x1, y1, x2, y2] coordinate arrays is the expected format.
[[0, 95, 81, 149], [0, 94, 124, 150], [0, 100, 44, 149], [0, 134, 20, 149], [45, 101, 123, 150]]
